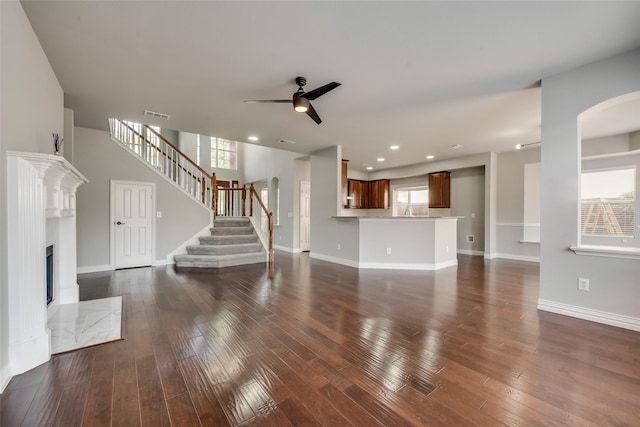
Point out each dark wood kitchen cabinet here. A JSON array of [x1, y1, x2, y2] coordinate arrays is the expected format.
[[428, 171, 450, 208], [347, 179, 368, 209], [368, 179, 390, 209], [342, 159, 349, 208]]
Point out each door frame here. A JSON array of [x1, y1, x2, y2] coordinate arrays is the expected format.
[[110, 180, 156, 269], [300, 180, 311, 252]]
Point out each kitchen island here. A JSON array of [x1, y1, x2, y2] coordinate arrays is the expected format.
[[312, 216, 460, 270]]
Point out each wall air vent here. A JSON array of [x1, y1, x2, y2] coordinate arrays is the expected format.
[[144, 110, 170, 120], [278, 139, 296, 144]]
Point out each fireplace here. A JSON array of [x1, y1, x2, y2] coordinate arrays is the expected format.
[[46, 245, 54, 305], [6, 151, 87, 379]]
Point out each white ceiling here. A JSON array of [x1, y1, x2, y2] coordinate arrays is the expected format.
[[21, 1, 640, 172]]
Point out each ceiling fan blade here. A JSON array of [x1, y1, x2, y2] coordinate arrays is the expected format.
[[244, 99, 291, 103], [302, 82, 341, 100], [306, 103, 322, 124]]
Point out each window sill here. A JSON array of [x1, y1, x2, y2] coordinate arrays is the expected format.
[[519, 240, 540, 245], [569, 244, 640, 260]]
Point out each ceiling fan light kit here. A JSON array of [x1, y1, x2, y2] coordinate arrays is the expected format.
[[293, 94, 310, 113], [245, 76, 341, 124]]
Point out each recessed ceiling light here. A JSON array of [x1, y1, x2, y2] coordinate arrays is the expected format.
[[426, 155, 435, 159], [248, 135, 259, 141], [389, 145, 399, 150], [377, 157, 385, 162], [448, 144, 464, 149], [366, 166, 373, 170]]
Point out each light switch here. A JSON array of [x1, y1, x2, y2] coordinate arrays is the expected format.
[[156, 211, 162, 218]]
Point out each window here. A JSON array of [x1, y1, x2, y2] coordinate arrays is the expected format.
[[581, 167, 635, 237], [211, 137, 237, 170], [394, 186, 429, 216]]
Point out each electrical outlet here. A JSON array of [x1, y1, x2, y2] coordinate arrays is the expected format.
[[156, 211, 162, 218], [466, 235, 475, 243], [578, 277, 589, 291], [471, 213, 476, 219], [386, 247, 391, 255], [337, 243, 341, 251]]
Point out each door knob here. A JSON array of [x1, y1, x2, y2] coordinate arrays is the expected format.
[[116, 221, 125, 225]]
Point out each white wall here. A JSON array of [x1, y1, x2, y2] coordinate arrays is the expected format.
[[0, 0, 65, 391], [540, 48, 640, 329], [74, 127, 211, 270], [179, 131, 244, 182]]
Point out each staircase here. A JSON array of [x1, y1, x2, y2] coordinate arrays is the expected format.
[[174, 217, 267, 268], [108, 118, 274, 268]]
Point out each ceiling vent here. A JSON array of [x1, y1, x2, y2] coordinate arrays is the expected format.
[[278, 139, 296, 144], [448, 144, 464, 149], [144, 110, 170, 120]]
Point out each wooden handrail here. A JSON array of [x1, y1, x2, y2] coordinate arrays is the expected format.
[[144, 125, 213, 180], [250, 184, 274, 263], [113, 119, 216, 209]]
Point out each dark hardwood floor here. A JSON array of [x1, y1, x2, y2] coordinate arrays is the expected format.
[[2, 253, 639, 426]]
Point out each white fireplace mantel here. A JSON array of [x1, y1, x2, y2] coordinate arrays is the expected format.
[[7, 151, 88, 376]]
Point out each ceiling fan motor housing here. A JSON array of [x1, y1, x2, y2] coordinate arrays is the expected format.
[[293, 92, 310, 112], [295, 76, 307, 88]]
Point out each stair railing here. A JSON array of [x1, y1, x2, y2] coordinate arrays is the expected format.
[[249, 184, 274, 263], [110, 118, 273, 262], [215, 184, 273, 262], [109, 118, 216, 209]]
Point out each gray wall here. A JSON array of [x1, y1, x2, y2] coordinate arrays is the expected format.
[[540, 48, 640, 321], [74, 127, 211, 268], [582, 134, 630, 157], [243, 143, 305, 252], [0, 0, 65, 390], [496, 147, 541, 260], [369, 152, 498, 257], [309, 146, 363, 261], [451, 167, 485, 254]]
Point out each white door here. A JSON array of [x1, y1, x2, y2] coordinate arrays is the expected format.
[[300, 181, 311, 251], [113, 181, 154, 269]]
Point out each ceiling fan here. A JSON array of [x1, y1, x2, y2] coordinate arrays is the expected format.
[[244, 76, 341, 124]]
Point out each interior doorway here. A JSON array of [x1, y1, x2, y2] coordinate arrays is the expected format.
[[111, 180, 155, 269]]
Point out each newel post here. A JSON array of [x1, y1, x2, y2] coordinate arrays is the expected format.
[[249, 184, 254, 216], [242, 186, 247, 217], [268, 213, 274, 263]]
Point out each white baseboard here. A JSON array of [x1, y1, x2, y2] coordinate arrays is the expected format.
[[493, 253, 540, 263], [359, 260, 458, 270], [538, 299, 640, 332], [0, 364, 12, 393], [273, 245, 301, 253], [484, 252, 497, 260], [457, 249, 484, 256], [77, 264, 113, 274], [309, 252, 359, 268], [155, 259, 171, 266], [309, 253, 457, 271]]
